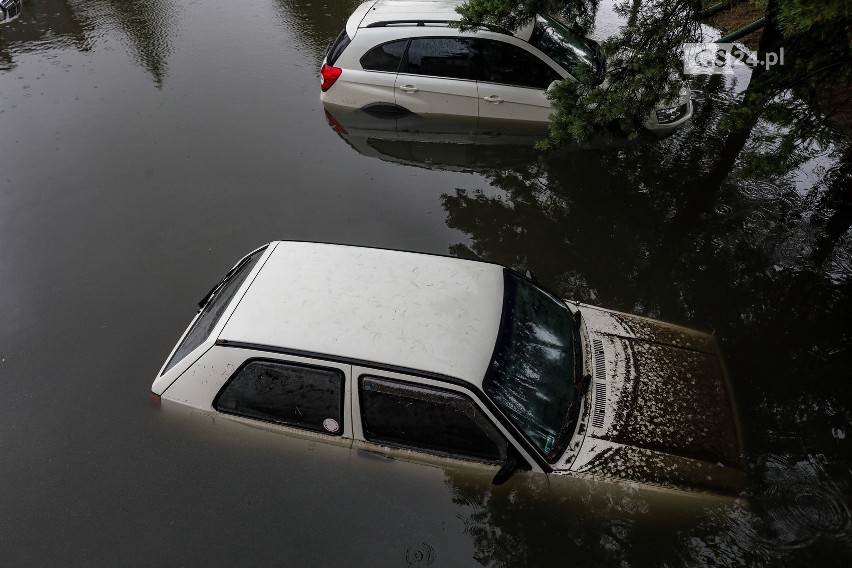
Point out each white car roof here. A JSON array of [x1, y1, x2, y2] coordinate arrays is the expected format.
[[348, 1, 534, 42], [220, 241, 505, 387]]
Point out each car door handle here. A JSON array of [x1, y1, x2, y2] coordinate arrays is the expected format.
[[399, 84, 418, 93], [482, 95, 503, 103]]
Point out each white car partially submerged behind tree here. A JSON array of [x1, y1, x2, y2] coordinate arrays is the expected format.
[[319, 0, 692, 135], [151, 242, 746, 494]]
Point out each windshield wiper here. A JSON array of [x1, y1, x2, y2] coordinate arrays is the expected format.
[[572, 309, 591, 395], [198, 264, 240, 309], [197, 251, 260, 308], [544, 309, 589, 461]]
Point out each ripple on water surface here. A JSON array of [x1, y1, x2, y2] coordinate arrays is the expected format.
[[754, 454, 852, 550], [737, 179, 787, 202]]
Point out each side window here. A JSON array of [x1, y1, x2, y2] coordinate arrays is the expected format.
[[476, 39, 561, 89], [360, 39, 408, 72], [402, 38, 473, 80], [215, 360, 344, 435], [359, 376, 507, 462]]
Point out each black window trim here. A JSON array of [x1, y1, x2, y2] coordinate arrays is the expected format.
[[474, 38, 565, 91], [386, 36, 565, 89], [357, 374, 510, 465], [519, 39, 580, 83], [212, 357, 347, 437], [397, 36, 477, 83], [215, 338, 552, 473], [359, 38, 411, 74]]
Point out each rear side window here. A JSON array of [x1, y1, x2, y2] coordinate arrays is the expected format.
[[326, 29, 352, 66], [359, 376, 506, 462], [161, 247, 266, 374], [360, 39, 408, 72], [401, 38, 473, 80], [476, 39, 561, 89], [215, 361, 345, 435]]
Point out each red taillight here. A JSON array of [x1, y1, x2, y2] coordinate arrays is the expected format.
[[320, 63, 342, 92], [324, 109, 348, 135], [149, 391, 161, 409]]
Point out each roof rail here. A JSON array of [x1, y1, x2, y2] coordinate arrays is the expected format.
[[363, 19, 512, 35], [365, 20, 452, 28]]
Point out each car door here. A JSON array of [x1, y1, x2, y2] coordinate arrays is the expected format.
[[350, 367, 512, 470], [345, 38, 409, 121], [474, 38, 562, 136], [394, 37, 479, 137]]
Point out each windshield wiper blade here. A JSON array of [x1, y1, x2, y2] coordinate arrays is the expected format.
[[572, 309, 590, 395], [544, 309, 589, 461], [197, 257, 250, 308]]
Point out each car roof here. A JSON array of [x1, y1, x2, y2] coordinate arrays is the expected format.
[[349, 1, 534, 42], [219, 241, 505, 388], [357, 1, 464, 28]]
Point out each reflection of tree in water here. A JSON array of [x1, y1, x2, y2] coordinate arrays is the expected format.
[[269, 0, 363, 62], [440, 59, 852, 565], [102, 0, 175, 87], [0, 0, 90, 70], [444, 467, 753, 567], [0, 0, 175, 85]]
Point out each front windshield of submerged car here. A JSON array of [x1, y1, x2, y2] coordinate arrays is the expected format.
[[484, 270, 580, 462], [530, 14, 601, 84]]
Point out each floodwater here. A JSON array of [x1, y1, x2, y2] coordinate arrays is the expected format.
[[1, 1, 850, 566]]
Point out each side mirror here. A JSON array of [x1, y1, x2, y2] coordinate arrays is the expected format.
[[492, 453, 519, 486], [524, 268, 539, 284]]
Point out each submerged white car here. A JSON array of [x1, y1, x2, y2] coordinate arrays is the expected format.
[[319, 0, 692, 135], [152, 242, 745, 494]]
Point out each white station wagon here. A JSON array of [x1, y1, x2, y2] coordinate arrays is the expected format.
[[151, 242, 746, 494], [319, 0, 693, 135]]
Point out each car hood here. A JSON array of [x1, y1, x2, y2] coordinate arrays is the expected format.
[[561, 304, 746, 494]]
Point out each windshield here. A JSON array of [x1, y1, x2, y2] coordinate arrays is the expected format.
[[529, 14, 601, 84], [484, 270, 581, 462]]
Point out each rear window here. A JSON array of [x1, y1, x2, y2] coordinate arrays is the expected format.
[[326, 29, 352, 66], [161, 247, 266, 375]]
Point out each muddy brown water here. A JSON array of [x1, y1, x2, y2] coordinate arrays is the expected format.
[[1, 1, 850, 566]]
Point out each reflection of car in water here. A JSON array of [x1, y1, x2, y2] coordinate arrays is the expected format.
[[320, 0, 692, 136], [1, 0, 23, 24], [152, 241, 746, 495], [323, 102, 660, 173], [324, 103, 543, 172]]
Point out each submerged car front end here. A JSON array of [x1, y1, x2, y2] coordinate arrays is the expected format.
[[559, 303, 747, 494], [645, 86, 693, 134]]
